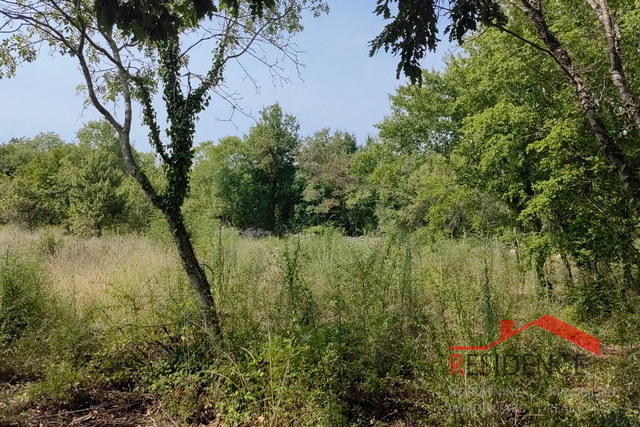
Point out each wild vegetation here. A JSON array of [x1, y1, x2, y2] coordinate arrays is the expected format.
[[1, 0, 640, 425], [0, 226, 638, 426]]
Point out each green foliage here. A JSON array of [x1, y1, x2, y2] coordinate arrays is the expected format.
[[297, 129, 376, 234], [369, 16, 640, 309], [190, 104, 302, 232], [351, 136, 417, 228], [444, 25, 640, 300], [369, 0, 506, 83], [5, 0, 640, 421], [376, 70, 460, 155], [351, 129, 508, 236], [0, 252, 50, 344], [248, 104, 302, 231], [190, 123, 378, 235], [0, 136, 74, 229], [94, 0, 284, 44], [0, 229, 637, 425], [0, 135, 61, 178], [191, 135, 260, 228], [68, 149, 126, 237], [76, 120, 125, 167], [401, 152, 510, 236], [0, 122, 156, 234], [456, 101, 541, 212]]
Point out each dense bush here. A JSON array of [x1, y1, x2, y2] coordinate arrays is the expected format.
[[0, 252, 50, 343]]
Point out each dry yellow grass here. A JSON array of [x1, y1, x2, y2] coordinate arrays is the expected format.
[[0, 224, 46, 248], [0, 226, 182, 308], [47, 233, 178, 305]]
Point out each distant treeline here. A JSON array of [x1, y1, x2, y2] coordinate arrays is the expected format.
[[0, 104, 506, 239], [0, 122, 154, 236]]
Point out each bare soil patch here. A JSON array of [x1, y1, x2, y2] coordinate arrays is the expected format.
[[0, 390, 178, 427]]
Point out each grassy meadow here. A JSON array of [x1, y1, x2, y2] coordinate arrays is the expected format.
[[0, 224, 638, 426]]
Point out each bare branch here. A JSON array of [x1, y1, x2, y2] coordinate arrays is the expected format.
[[494, 24, 552, 57], [181, 31, 225, 58]]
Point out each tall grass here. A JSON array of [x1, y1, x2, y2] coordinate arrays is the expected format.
[[0, 226, 637, 426]]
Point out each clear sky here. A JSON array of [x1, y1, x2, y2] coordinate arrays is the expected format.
[[0, 2, 450, 150]]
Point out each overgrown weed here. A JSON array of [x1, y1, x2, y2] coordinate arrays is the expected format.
[[0, 226, 637, 425]]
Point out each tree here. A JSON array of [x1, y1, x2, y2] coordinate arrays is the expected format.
[[0, 133, 66, 177], [299, 129, 356, 221], [73, 120, 156, 233], [93, 0, 280, 43], [450, 26, 640, 292], [0, 134, 73, 228], [351, 136, 416, 228], [369, 0, 640, 296], [0, 0, 327, 337], [371, 0, 640, 212], [247, 104, 301, 231], [379, 23, 640, 294], [376, 70, 460, 155], [67, 149, 126, 237], [191, 135, 266, 229], [190, 104, 302, 231], [369, 0, 506, 83], [76, 120, 126, 167], [298, 129, 377, 234], [506, 0, 640, 205]]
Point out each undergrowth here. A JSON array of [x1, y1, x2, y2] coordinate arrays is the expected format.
[[0, 226, 637, 426]]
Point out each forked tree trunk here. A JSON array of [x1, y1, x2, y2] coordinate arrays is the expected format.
[[95, 39, 223, 341]]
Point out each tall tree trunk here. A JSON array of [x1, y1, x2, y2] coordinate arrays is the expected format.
[[514, 0, 640, 202], [585, 0, 640, 135], [165, 208, 222, 338]]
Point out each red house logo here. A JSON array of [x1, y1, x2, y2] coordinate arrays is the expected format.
[[450, 314, 600, 355]]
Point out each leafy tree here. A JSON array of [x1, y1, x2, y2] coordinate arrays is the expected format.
[[368, 0, 640, 296], [190, 135, 266, 229], [389, 25, 640, 293], [0, 133, 65, 177], [0, 0, 327, 336], [0, 134, 74, 229], [67, 149, 126, 237], [93, 0, 280, 43], [73, 120, 156, 233], [0, 126, 141, 233], [369, 0, 506, 83], [376, 71, 461, 155], [370, 0, 640, 215], [190, 104, 302, 231], [247, 104, 302, 231], [351, 136, 417, 229], [400, 152, 509, 236], [115, 151, 159, 233], [298, 128, 376, 234], [456, 21, 640, 270], [299, 129, 356, 218], [76, 120, 125, 165]]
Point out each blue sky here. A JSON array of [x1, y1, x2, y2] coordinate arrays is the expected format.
[[0, 2, 450, 151]]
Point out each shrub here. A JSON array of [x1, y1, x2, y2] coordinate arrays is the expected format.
[[0, 252, 50, 343]]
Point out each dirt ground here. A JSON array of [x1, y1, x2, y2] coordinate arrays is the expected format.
[[0, 390, 186, 427]]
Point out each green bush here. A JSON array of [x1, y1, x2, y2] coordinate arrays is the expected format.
[[0, 252, 50, 343]]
